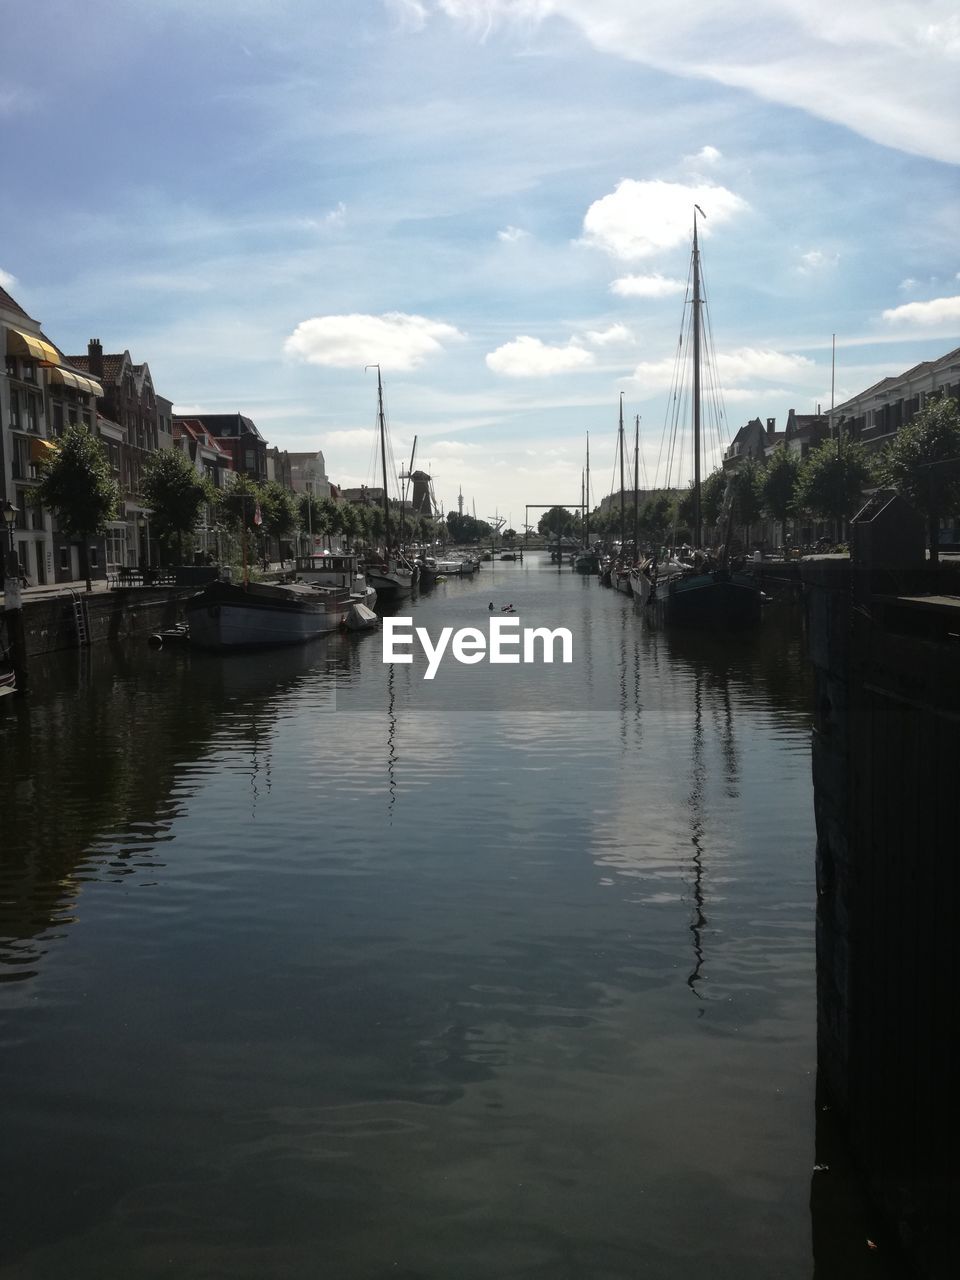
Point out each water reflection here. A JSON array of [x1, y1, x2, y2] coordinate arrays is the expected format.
[[0, 641, 339, 983], [0, 565, 827, 1279]]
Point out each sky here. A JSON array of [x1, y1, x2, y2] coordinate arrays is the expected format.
[[2, 0, 958, 528]]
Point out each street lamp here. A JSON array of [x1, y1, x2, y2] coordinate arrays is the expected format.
[[2, 499, 17, 553]]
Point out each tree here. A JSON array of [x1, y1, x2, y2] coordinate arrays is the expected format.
[[730, 458, 764, 546], [762, 445, 801, 551], [638, 494, 673, 544], [538, 506, 574, 537], [220, 475, 267, 569], [368, 506, 385, 546], [298, 493, 323, 545], [701, 469, 727, 534], [503, 527, 517, 545], [339, 501, 361, 549], [35, 425, 119, 590], [796, 439, 873, 539], [141, 448, 213, 564], [259, 481, 298, 565], [878, 395, 960, 563]]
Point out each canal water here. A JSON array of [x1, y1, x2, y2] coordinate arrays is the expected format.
[[0, 557, 876, 1278]]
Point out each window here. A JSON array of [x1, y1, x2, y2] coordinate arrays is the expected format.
[[11, 440, 31, 481], [89, 546, 99, 568], [59, 547, 69, 572], [26, 395, 40, 432], [52, 402, 64, 435], [9, 388, 21, 429], [22, 361, 36, 382], [5, 355, 16, 378]]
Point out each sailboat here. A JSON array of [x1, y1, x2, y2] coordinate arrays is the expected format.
[[364, 365, 418, 602], [612, 394, 633, 595], [574, 433, 599, 573], [649, 208, 761, 629]]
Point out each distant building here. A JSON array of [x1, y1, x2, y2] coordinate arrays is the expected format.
[[832, 346, 960, 453], [266, 445, 292, 490], [2, 289, 104, 586], [173, 419, 235, 561], [342, 485, 384, 505], [287, 450, 331, 500], [723, 417, 769, 470], [175, 413, 268, 484], [67, 338, 172, 574]]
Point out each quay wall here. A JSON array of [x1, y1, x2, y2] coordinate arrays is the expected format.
[[14, 589, 192, 658], [804, 558, 959, 1277]]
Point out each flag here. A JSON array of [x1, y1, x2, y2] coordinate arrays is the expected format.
[[253, 501, 263, 527]]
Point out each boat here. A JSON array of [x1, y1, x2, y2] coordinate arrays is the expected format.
[[364, 364, 418, 601], [415, 556, 439, 588], [651, 208, 761, 630], [186, 579, 344, 649], [343, 601, 380, 632], [295, 551, 377, 609], [0, 667, 16, 697], [499, 551, 517, 561]]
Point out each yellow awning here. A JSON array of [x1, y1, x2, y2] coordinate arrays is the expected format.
[[6, 327, 60, 366], [48, 366, 104, 397], [30, 437, 59, 463]]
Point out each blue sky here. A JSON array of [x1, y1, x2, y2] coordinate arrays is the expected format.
[[2, 0, 958, 526]]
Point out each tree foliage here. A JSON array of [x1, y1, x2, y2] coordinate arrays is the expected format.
[[220, 474, 264, 530], [446, 511, 491, 542], [730, 458, 764, 535], [796, 439, 873, 525], [35, 425, 120, 589], [537, 506, 576, 537], [762, 445, 800, 540], [700, 469, 727, 531], [877, 395, 960, 562], [141, 448, 213, 559]]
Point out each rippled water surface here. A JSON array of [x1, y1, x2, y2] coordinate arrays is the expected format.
[[1, 559, 838, 1277]]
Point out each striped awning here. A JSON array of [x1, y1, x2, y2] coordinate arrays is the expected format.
[[6, 327, 60, 366], [48, 366, 104, 397]]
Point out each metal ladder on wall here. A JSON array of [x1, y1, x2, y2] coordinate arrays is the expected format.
[[68, 589, 90, 647]]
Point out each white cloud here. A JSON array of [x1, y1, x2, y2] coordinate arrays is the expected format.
[[486, 335, 595, 376], [715, 347, 816, 383], [322, 428, 378, 446], [584, 323, 634, 346], [284, 312, 466, 371], [0, 267, 17, 290], [582, 179, 747, 261], [881, 295, 960, 326], [429, 1, 960, 164], [686, 145, 722, 165], [498, 225, 529, 242], [611, 272, 686, 298], [631, 345, 815, 391], [899, 277, 917, 291], [797, 248, 840, 273]]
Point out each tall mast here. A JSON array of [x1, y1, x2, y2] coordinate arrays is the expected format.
[[633, 413, 640, 551], [692, 207, 703, 550], [367, 364, 391, 549], [585, 432, 590, 546], [619, 392, 625, 549]]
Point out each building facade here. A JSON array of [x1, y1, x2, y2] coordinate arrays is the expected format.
[[2, 287, 104, 586]]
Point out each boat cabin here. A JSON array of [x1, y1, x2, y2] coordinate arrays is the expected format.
[[295, 553, 362, 590]]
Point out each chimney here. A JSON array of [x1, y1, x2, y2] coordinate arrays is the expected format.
[[766, 417, 776, 438], [88, 338, 103, 377]]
